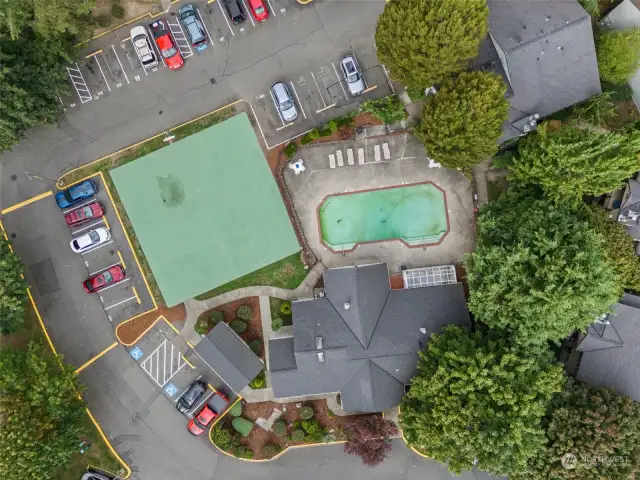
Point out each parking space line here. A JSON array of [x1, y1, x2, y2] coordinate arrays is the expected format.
[[62, 198, 96, 214], [97, 277, 131, 293], [331, 62, 348, 99], [269, 89, 285, 125], [71, 219, 105, 234], [102, 215, 110, 229], [66, 64, 93, 104], [111, 45, 130, 84], [311, 72, 326, 108], [133, 286, 141, 304], [117, 250, 127, 269], [92, 55, 112, 92], [1, 191, 53, 215], [182, 354, 196, 369], [317, 103, 336, 114], [216, 0, 235, 36], [197, 8, 214, 45], [80, 240, 114, 255], [167, 20, 194, 58], [266, 0, 276, 16], [90, 260, 122, 276], [275, 123, 294, 131], [240, 0, 256, 26], [74, 341, 119, 374], [362, 85, 378, 95], [104, 296, 137, 310], [289, 81, 307, 119], [85, 49, 103, 58], [207, 383, 218, 392], [147, 27, 167, 68]]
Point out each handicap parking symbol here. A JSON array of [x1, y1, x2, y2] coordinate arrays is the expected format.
[[164, 383, 178, 397], [129, 346, 143, 361]]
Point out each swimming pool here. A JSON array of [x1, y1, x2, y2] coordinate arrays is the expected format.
[[317, 182, 449, 252]]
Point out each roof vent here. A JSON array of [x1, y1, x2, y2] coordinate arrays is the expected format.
[[316, 336, 323, 350], [344, 302, 350, 310], [317, 351, 325, 363], [557, 46, 563, 51]]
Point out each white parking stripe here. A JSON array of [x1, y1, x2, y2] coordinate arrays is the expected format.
[[217, 0, 235, 36], [167, 20, 194, 58], [90, 260, 122, 276], [197, 8, 214, 45], [93, 55, 111, 92], [111, 45, 130, 84], [163, 341, 167, 386], [311, 72, 326, 107], [147, 27, 167, 68], [269, 89, 285, 125], [240, 0, 255, 26], [332, 62, 348, 100], [290, 81, 307, 119], [62, 199, 97, 214], [266, 0, 276, 17], [104, 296, 137, 310], [71, 219, 105, 234], [96, 277, 130, 293], [67, 64, 92, 104], [80, 240, 114, 255]]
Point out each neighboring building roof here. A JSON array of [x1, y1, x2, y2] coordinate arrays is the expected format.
[[577, 296, 640, 401], [195, 322, 264, 393], [617, 179, 640, 241], [268, 263, 471, 413], [477, 0, 601, 141]]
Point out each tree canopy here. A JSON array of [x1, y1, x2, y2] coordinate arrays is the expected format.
[[497, 124, 640, 203], [413, 71, 508, 169], [597, 28, 640, 84], [400, 325, 565, 478], [0, 343, 87, 480], [516, 380, 640, 480], [0, 236, 28, 334], [465, 189, 621, 347], [375, 0, 488, 87], [344, 415, 399, 467], [0, 0, 94, 40]]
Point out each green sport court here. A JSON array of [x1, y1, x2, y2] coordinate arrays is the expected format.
[[111, 113, 300, 306]]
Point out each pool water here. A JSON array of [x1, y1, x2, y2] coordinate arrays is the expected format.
[[318, 182, 449, 252]]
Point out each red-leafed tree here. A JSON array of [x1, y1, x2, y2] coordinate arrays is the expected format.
[[344, 415, 399, 467]]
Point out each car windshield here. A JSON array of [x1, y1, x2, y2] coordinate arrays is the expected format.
[[64, 191, 74, 202], [347, 73, 359, 83], [89, 231, 100, 243], [254, 5, 265, 14], [281, 100, 293, 110], [82, 206, 92, 217], [162, 46, 177, 58], [102, 271, 113, 284], [133, 35, 147, 47]]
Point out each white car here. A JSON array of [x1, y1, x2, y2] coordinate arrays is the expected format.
[[340, 55, 365, 96], [130, 25, 158, 68], [70, 228, 111, 254]]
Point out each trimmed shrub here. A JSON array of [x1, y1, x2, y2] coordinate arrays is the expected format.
[[271, 317, 284, 331], [212, 427, 235, 450], [249, 370, 266, 389], [229, 401, 243, 417], [300, 405, 314, 420], [280, 301, 292, 315], [319, 128, 332, 137], [290, 428, 305, 443], [95, 14, 112, 27], [334, 112, 355, 127], [232, 417, 254, 437], [111, 4, 125, 18], [284, 142, 298, 158], [302, 419, 326, 443], [406, 85, 426, 102], [249, 339, 262, 355], [328, 120, 338, 133], [237, 304, 253, 320], [300, 133, 314, 145], [194, 317, 210, 336], [230, 320, 247, 334], [272, 420, 287, 437], [360, 95, 406, 124], [211, 310, 224, 325], [262, 443, 281, 458], [309, 128, 320, 139], [233, 445, 254, 459]]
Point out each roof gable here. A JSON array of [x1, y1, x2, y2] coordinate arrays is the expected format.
[[340, 360, 405, 413]]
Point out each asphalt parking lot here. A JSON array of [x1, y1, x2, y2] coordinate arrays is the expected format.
[[1, 175, 154, 366]]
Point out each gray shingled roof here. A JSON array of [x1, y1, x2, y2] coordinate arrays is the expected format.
[[479, 0, 601, 141], [577, 298, 640, 401], [268, 263, 471, 413], [195, 322, 264, 393]]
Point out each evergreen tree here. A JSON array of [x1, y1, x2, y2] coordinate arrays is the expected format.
[[0, 236, 28, 334], [597, 28, 640, 84]]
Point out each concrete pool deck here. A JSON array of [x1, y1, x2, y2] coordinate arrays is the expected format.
[[283, 133, 476, 272]]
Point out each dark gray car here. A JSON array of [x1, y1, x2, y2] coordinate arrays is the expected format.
[[271, 82, 298, 122]]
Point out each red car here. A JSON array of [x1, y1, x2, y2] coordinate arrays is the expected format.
[[187, 392, 229, 436], [64, 202, 104, 227], [83, 265, 126, 293], [149, 20, 184, 70], [248, 0, 269, 22]]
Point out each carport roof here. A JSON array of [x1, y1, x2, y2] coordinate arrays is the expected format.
[[110, 113, 300, 306], [195, 322, 264, 393]]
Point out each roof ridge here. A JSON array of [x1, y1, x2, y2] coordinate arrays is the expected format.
[[501, 15, 589, 55]]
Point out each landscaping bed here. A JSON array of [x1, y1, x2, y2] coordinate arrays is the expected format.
[[269, 297, 292, 328], [211, 398, 376, 460], [116, 303, 186, 345]]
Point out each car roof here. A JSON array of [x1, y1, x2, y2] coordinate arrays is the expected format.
[[130, 25, 147, 37], [272, 82, 288, 100], [156, 34, 173, 50], [75, 233, 94, 248]]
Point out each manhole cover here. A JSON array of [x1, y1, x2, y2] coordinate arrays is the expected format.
[[10, 175, 17, 181], [132, 412, 142, 423]]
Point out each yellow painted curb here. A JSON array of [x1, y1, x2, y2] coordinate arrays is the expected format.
[[115, 311, 160, 346], [56, 99, 244, 189], [161, 315, 181, 335], [86, 408, 132, 479], [117, 250, 127, 269], [296, 0, 314, 4], [208, 395, 242, 431], [1, 191, 53, 215], [397, 406, 431, 459], [75, 342, 119, 374]]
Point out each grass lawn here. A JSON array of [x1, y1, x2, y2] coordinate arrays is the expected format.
[[2, 303, 122, 480], [269, 297, 293, 327], [196, 253, 307, 300]]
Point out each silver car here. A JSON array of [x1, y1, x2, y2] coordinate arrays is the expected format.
[[271, 82, 298, 123], [340, 54, 365, 96], [130, 25, 158, 68]]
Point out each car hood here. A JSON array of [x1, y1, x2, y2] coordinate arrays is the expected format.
[[348, 77, 365, 94]]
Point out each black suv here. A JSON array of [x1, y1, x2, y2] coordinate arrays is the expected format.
[[223, 0, 245, 24], [176, 380, 206, 414]]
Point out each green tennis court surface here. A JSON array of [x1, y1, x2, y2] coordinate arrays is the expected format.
[[111, 113, 300, 306]]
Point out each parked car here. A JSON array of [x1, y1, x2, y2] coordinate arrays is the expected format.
[[55, 180, 97, 209], [271, 82, 298, 122], [83, 265, 126, 293], [222, 0, 245, 24], [130, 25, 158, 68], [149, 20, 184, 70], [187, 405, 216, 436], [64, 202, 104, 227], [340, 54, 365, 96], [176, 380, 206, 415], [248, 0, 269, 22], [178, 5, 208, 51], [70, 227, 111, 254], [80, 473, 110, 480]]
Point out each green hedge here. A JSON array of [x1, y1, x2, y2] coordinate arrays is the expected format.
[[232, 417, 254, 437]]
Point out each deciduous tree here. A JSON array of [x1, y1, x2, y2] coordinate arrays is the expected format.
[[375, 0, 488, 87], [497, 124, 640, 203], [400, 326, 565, 477], [0, 343, 87, 480], [465, 189, 621, 347], [0, 0, 94, 40], [413, 71, 508, 169], [344, 415, 398, 467], [0, 236, 27, 334], [597, 28, 640, 84]]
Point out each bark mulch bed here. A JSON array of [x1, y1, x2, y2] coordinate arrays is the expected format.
[[197, 296, 264, 360], [116, 303, 186, 345], [214, 399, 376, 460]]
